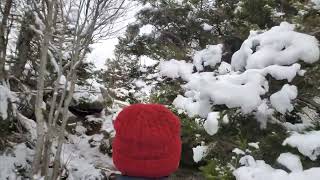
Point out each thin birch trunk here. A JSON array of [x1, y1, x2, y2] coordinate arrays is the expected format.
[[32, 0, 54, 177], [51, 73, 77, 180], [43, 36, 64, 180], [0, 0, 13, 81]]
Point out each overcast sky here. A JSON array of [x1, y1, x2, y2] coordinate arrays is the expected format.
[[87, 1, 141, 70]]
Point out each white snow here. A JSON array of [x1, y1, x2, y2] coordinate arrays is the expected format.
[[158, 22, 319, 129], [87, 38, 119, 70], [139, 55, 159, 67], [270, 84, 298, 114], [73, 85, 103, 103], [234, 1, 243, 14], [139, 24, 155, 36], [231, 22, 319, 71], [238, 155, 256, 166], [283, 131, 320, 161], [17, 113, 37, 141], [102, 115, 115, 135], [298, 70, 307, 76], [0, 85, 10, 120], [62, 134, 113, 180], [192, 145, 208, 163], [272, 10, 285, 18], [172, 95, 211, 118], [62, 115, 115, 179], [159, 59, 194, 81], [261, 63, 301, 82], [313, 96, 320, 104], [277, 152, 303, 172], [59, 75, 67, 89], [311, 0, 320, 9], [218, 62, 232, 75], [234, 155, 320, 180], [204, 112, 220, 135], [232, 148, 245, 155], [248, 142, 260, 149], [193, 44, 223, 71], [222, 114, 229, 124], [0, 143, 33, 180], [183, 71, 266, 113], [254, 100, 274, 129], [134, 79, 147, 88], [201, 23, 213, 31]]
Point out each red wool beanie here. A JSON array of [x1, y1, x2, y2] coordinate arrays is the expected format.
[[112, 104, 181, 178]]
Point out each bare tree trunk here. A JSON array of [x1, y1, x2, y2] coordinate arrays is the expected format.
[[43, 36, 64, 180], [0, 0, 13, 81], [13, 11, 35, 79], [32, 0, 54, 177], [30, 0, 129, 178], [51, 73, 76, 180]]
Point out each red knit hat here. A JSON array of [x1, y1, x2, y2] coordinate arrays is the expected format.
[[112, 104, 181, 178]]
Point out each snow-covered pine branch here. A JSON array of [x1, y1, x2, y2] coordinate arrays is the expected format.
[[159, 22, 320, 130]]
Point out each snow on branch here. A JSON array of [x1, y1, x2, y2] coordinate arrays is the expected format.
[[0, 84, 10, 120], [231, 22, 319, 71], [159, 22, 320, 130]]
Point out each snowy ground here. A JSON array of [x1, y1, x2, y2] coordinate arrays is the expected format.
[[0, 114, 118, 180]]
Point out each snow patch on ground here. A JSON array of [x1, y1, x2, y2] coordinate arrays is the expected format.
[[63, 132, 114, 179], [0, 143, 33, 179]]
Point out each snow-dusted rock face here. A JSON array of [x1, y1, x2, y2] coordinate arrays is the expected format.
[[70, 88, 105, 118]]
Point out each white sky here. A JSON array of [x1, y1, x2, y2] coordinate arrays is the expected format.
[[87, 1, 142, 70], [88, 38, 119, 69]]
